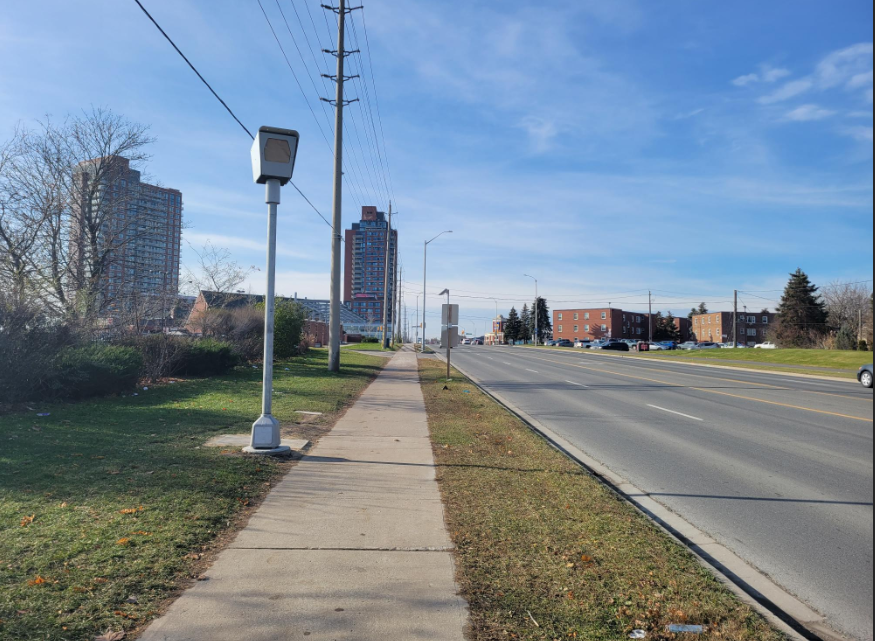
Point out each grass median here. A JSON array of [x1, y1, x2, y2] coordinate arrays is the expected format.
[[0, 349, 385, 641], [419, 358, 783, 641]]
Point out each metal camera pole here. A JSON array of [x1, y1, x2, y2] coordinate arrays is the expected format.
[[245, 126, 299, 456]]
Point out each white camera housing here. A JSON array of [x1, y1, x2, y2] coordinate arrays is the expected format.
[[251, 126, 300, 185]]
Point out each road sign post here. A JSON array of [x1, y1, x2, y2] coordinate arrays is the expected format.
[[440, 292, 458, 381]]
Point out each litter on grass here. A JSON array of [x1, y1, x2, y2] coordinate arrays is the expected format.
[[36, 413, 51, 417], [668, 625, 704, 634], [630, 631, 647, 639]]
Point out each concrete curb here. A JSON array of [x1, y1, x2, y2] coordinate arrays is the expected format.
[[519, 347, 859, 384], [431, 351, 849, 641]]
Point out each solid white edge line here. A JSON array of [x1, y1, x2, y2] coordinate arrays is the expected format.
[[526, 369, 539, 374], [647, 404, 704, 422], [566, 380, 589, 388]]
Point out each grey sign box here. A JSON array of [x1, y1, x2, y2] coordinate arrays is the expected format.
[[442, 304, 460, 327], [441, 327, 460, 349], [251, 126, 299, 186]]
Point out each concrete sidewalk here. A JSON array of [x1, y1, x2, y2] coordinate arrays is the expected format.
[[140, 349, 469, 641]]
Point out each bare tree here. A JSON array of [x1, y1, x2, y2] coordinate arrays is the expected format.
[[822, 280, 872, 336], [0, 109, 155, 321], [0, 129, 50, 302], [183, 241, 256, 295]]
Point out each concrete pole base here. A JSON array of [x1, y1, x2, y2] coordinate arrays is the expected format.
[[247, 414, 283, 452], [243, 445, 292, 456]]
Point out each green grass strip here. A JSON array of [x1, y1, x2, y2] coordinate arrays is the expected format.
[[419, 358, 784, 641]]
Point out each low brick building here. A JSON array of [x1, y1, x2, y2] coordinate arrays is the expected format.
[[691, 311, 776, 346], [553, 308, 650, 342]]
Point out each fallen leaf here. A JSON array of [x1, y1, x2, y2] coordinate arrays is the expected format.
[[95, 631, 126, 641], [20, 514, 35, 527], [119, 509, 138, 515], [116, 538, 131, 546], [28, 576, 47, 586], [59, 502, 68, 508]]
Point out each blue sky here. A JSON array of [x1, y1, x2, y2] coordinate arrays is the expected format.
[[1, 0, 872, 336]]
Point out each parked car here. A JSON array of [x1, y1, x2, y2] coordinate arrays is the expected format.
[[589, 340, 609, 349], [574, 339, 592, 348], [657, 341, 678, 350], [696, 342, 721, 350], [755, 342, 778, 349], [678, 341, 699, 350], [555, 339, 574, 348], [601, 342, 630, 352], [622, 339, 639, 350], [858, 364, 873, 389], [647, 342, 668, 351], [461, 338, 471, 345]]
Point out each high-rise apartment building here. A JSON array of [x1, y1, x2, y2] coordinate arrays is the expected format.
[[72, 156, 182, 309], [344, 206, 398, 329]]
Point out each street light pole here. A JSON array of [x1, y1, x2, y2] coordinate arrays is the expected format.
[[524, 274, 538, 346], [422, 231, 452, 352]]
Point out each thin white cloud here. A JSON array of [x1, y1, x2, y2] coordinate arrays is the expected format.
[[758, 79, 814, 104], [847, 70, 874, 90], [674, 108, 706, 120], [815, 43, 874, 88], [519, 116, 559, 153], [732, 73, 760, 87], [761, 66, 792, 83], [785, 104, 837, 122], [732, 64, 790, 86], [184, 231, 313, 260], [842, 126, 874, 142]]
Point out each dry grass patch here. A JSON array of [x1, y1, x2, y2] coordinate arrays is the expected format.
[[420, 358, 784, 641]]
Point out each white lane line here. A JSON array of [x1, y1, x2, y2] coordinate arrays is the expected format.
[[647, 404, 704, 422], [566, 380, 590, 388], [526, 369, 540, 374], [503, 362, 513, 366]]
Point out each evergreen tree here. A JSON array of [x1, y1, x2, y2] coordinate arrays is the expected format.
[[505, 307, 521, 345], [697, 302, 709, 315], [774, 269, 828, 347], [520, 304, 532, 343], [835, 325, 858, 351], [534, 297, 552, 340], [664, 312, 682, 341]]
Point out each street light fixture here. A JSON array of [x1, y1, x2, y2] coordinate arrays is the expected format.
[[422, 231, 452, 352], [524, 274, 539, 346], [245, 127, 300, 457]]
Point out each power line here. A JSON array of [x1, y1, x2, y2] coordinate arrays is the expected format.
[[132, 0, 334, 232], [359, 6, 397, 203], [133, 0, 253, 139]]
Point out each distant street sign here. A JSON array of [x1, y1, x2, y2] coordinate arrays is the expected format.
[[442, 304, 460, 327], [441, 327, 460, 349]]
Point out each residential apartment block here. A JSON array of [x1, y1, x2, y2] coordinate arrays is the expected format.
[[72, 156, 182, 307], [553, 308, 651, 342], [344, 206, 398, 330], [691, 311, 776, 346]]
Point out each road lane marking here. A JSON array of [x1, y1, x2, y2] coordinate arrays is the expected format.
[[526, 369, 539, 374], [647, 404, 704, 422], [566, 380, 589, 388], [519, 353, 875, 423], [692, 388, 874, 423]]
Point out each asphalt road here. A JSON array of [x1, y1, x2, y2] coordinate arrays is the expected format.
[[444, 345, 874, 641]]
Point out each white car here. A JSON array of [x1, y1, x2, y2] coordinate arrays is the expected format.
[[755, 342, 778, 349]]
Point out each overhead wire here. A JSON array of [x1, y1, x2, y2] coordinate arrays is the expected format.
[[132, 0, 335, 232]]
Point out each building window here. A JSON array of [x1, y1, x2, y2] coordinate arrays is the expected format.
[[747, 329, 757, 337], [601, 324, 608, 332], [748, 316, 756, 323], [574, 326, 579, 333], [558, 325, 563, 333], [558, 313, 563, 321], [574, 313, 579, 321], [637, 328, 642, 335], [584, 313, 590, 320], [601, 312, 607, 320], [763, 316, 770, 324]]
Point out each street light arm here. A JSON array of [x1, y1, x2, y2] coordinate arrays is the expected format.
[[426, 230, 453, 246]]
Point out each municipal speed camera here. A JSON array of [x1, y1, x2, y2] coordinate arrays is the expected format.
[[251, 126, 300, 185]]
